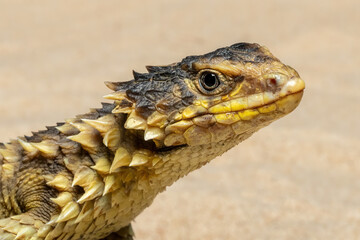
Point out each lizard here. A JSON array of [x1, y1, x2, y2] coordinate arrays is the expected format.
[[0, 43, 305, 240]]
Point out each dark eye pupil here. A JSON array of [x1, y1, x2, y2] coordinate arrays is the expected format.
[[200, 72, 219, 91]]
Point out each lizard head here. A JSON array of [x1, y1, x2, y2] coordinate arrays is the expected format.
[[105, 43, 305, 148]]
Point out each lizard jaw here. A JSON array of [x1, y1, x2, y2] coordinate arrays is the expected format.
[[162, 88, 304, 147], [161, 76, 305, 147]]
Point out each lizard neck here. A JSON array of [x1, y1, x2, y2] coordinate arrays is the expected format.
[[147, 129, 258, 192]]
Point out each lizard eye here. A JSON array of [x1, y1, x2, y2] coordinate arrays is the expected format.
[[195, 69, 231, 95], [197, 71, 223, 95], [199, 72, 220, 91]]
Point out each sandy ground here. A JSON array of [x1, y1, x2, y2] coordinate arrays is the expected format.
[[0, 1, 359, 239]]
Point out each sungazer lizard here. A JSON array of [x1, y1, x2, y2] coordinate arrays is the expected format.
[[0, 43, 305, 239]]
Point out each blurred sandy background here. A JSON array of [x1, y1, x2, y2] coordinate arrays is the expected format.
[[0, 1, 359, 239]]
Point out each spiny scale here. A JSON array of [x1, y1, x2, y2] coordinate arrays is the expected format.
[[77, 180, 104, 204], [37, 225, 52, 238], [75, 201, 94, 224], [103, 92, 130, 101], [82, 115, 116, 134], [67, 123, 102, 154], [51, 192, 73, 208], [103, 174, 119, 195], [129, 153, 149, 167], [14, 226, 36, 239], [81, 114, 122, 151], [146, 111, 168, 127], [31, 140, 59, 158], [144, 127, 165, 141], [91, 157, 111, 175], [110, 147, 131, 173], [0, 143, 20, 163], [103, 127, 121, 151], [124, 111, 147, 130], [46, 175, 72, 191], [56, 123, 77, 135], [72, 166, 98, 188], [17, 138, 38, 155], [56, 201, 80, 223]]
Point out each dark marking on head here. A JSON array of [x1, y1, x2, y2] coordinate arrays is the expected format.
[[108, 43, 280, 118], [114, 71, 196, 117], [180, 43, 276, 71]]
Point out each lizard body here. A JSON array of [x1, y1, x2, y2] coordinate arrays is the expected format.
[[0, 43, 304, 239]]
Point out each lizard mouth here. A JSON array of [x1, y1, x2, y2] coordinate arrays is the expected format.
[[162, 78, 305, 147], [157, 90, 303, 151]]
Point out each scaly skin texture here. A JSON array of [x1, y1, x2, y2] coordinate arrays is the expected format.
[[0, 43, 304, 239]]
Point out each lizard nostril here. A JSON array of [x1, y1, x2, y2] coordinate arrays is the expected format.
[[268, 78, 277, 87], [265, 73, 287, 88]]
